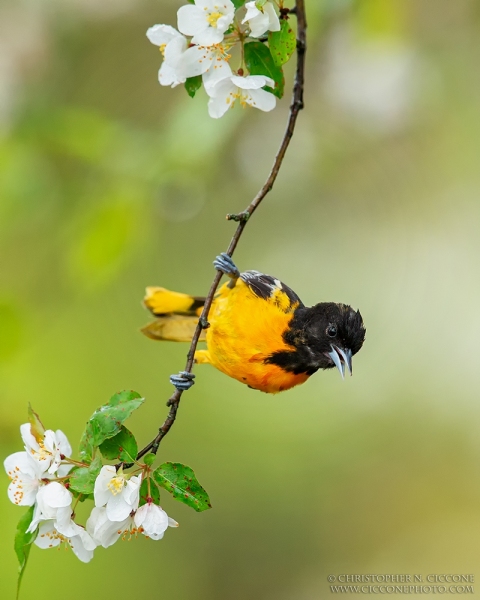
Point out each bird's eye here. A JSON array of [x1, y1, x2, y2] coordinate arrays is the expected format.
[[326, 325, 337, 338]]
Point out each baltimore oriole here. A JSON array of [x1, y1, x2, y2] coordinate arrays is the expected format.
[[142, 254, 366, 394]]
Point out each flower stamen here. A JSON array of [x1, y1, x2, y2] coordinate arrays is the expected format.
[[207, 12, 223, 28], [107, 476, 125, 496]]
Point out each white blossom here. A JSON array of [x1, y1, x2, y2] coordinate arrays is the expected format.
[[20, 423, 72, 476], [205, 73, 276, 118], [35, 520, 96, 563], [86, 506, 136, 548], [27, 481, 73, 534], [94, 465, 141, 522], [134, 503, 179, 540], [178, 0, 235, 46], [4, 451, 44, 506], [146, 24, 188, 88], [178, 43, 232, 86], [242, 1, 280, 38]]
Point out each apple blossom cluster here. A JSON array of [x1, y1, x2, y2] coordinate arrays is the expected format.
[[5, 424, 176, 563], [6, 393, 211, 593], [147, 0, 297, 118]]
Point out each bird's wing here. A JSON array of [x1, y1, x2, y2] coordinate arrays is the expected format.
[[239, 271, 304, 313]]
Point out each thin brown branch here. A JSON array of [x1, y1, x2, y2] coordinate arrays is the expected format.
[[136, 0, 307, 461]]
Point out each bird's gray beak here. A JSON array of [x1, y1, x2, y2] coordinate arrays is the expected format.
[[327, 345, 353, 379]]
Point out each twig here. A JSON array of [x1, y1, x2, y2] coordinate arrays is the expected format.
[[136, 0, 307, 461]]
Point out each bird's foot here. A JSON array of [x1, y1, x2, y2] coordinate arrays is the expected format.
[[214, 253, 240, 279], [170, 371, 195, 391]]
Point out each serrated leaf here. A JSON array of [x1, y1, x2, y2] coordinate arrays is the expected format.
[[184, 75, 202, 99], [99, 425, 138, 462], [69, 456, 103, 495], [139, 477, 161, 507], [143, 453, 156, 467], [27, 404, 45, 442], [244, 41, 285, 98], [15, 505, 37, 599], [268, 19, 296, 67], [153, 462, 211, 512], [79, 390, 144, 462]]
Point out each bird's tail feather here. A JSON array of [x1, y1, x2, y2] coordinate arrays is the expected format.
[[144, 286, 205, 317], [142, 287, 206, 343], [141, 314, 206, 342]]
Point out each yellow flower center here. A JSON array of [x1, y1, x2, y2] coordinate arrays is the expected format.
[[159, 43, 167, 57], [107, 476, 125, 495], [119, 526, 143, 541], [226, 91, 243, 107], [31, 440, 50, 461], [207, 12, 223, 28]]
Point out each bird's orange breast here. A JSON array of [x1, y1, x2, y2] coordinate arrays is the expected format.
[[205, 279, 307, 393]]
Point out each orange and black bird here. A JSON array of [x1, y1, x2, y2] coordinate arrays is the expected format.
[[142, 253, 366, 394]]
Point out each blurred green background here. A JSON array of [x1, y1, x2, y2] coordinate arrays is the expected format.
[[2, 0, 480, 598]]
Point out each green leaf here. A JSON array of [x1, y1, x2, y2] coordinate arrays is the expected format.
[[143, 453, 156, 467], [27, 404, 45, 441], [255, 0, 267, 8], [184, 76, 202, 99], [15, 505, 37, 599], [69, 456, 103, 495], [139, 477, 161, 507], [244, 41, 285, 98], [153, 462, 211, 512], [99, 425, 138, 462], [79, 390, 144, 463], [233, 0, 245, 8], [268, 19, 296, 67]]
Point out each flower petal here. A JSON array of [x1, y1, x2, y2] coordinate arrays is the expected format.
[[94, 465, 116, 507], [146, 24, 180, 46], [55, 429, 72, 458], [87, 506, 132, 548], [105, 492, 132, 522], [34, 521, 61, 549], [248, 11, 270, 38], [264, 2, 281, 32], [243, 2, 260, 22], [55, 508, 78, 537], [41, 481, 72, 508], [231, 74, 274, 90], [178, 45, 215, 79], [177, 5, 207, 38], [4, 451, 40, 479], [135, 504, 170, 540], [192, 26, 225, 47], [70, 529, 96, 562], [20, 423, 38, 451], [123, 475, 141, 506], [202, 58, 232, 87], [40, 481, 73, 508], [5, 452, 41, 506], [208, 95, 235, 118], [245, 88, 276, 112], [160, 35, 188, 87]]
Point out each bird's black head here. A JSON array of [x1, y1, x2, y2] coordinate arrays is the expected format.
[[280, 302, 366, 378]]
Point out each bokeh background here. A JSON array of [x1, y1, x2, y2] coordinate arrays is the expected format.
[[2, 0, 480, 598]]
